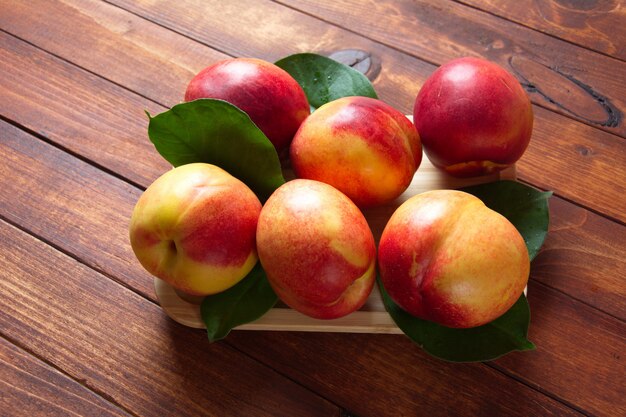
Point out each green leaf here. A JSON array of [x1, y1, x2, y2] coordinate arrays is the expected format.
[[379, 279, 535, 362], [460, 180, 552, 260], [275, 53, 378, 110], [380, 180, 550, 362], [147, 99, 285, 201], [200, 263, 278, 342]]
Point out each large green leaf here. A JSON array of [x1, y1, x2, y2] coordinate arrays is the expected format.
[[200, 263, 278, 342], [146, 98, 285, 201], [461, 180, 552, 260], [381, 180, 551, 362], [275, 53, 378, 110], [380, 280, 535, 362]]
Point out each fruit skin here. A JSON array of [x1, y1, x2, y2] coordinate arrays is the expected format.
[[378, 190, 529, 328], [129, 163, 261, 296], [256, 179, 377, 319], [185, 58, 310, 151], [290, 96, 422, 207], [413, 57, 533, 177]]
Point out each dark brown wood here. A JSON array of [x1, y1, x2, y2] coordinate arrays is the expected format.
[[2, 1, 625, 223], [278, 0, 626, 135], [533, 197, 626, 320], [495, 282, 626, 417], [0, 117, 154, 299], [2, 112, 624, 416], [517, 105, 626, 223], [1, 337, 132, 417], [0, 219, 341, 417], [0, 33, 169, 188], [231, 330, 585, 417], [0, 0, 227, 108], [232, 282, 626, 417], [1, 1, 624, 416], [458, 0, 626, 60]]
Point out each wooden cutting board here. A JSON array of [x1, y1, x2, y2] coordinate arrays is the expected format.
[[154, 149, 516, 333]]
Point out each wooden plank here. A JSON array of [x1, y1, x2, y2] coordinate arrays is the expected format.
[[0, 121, 154, 298], [2, 114, 624, 416], [494, 282, 626, 417], [278, 0, 626, 136], [227, 328, 586, 417], [0, 0, 227, 108], [457, 0, 626, 60], [0, 337, 133, 417], [516, 106, 626, 223], [0, 31, 169, 189], [0, 220, 341, 417], [229, 279, 626, 417], [0, 0, 430, 121], [2, 0, 625, 222], [155, 278, 403, 333], [532, 197, 626, 320]]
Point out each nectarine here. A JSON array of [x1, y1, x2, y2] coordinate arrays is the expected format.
[[413, 57, 533, 177], [378, 190, 529, 328], [129, 163, 261, 296], [256, 179, 376, 319], [291, 96, 422, 207]]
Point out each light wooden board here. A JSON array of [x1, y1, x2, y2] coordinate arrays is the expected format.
[[154, 149, 516, 333]]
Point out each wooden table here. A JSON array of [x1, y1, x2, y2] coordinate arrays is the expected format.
[[1, 1, 624, 416]]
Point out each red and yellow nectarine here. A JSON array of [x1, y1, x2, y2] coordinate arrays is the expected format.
[[290, 96, 422, 207], [256, 179, 376, 319], [378, 190, 529, 328], [129, 163, 261, 296]]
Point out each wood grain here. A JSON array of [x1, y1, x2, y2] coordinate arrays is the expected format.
[[0, 220, 341, 417], [2, 114, 624, 416], [228, 330, 584, 417], [532, 197, 626, 320], [280, 0, 625, 135], [229, 279, 626, 416], [495, 281, 626, 417], [2, 0, 625, 223], [458, 0, 626, 60], [1, 1, 624, 417], [0, 118, 154, 298], [0, 32, 169, 189], [0, 0, 227, 108], [516, 105, 626, 223], [0, 337, 132, 417]]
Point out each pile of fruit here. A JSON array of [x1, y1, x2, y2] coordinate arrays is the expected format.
[[129, 54, 549, 361]]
